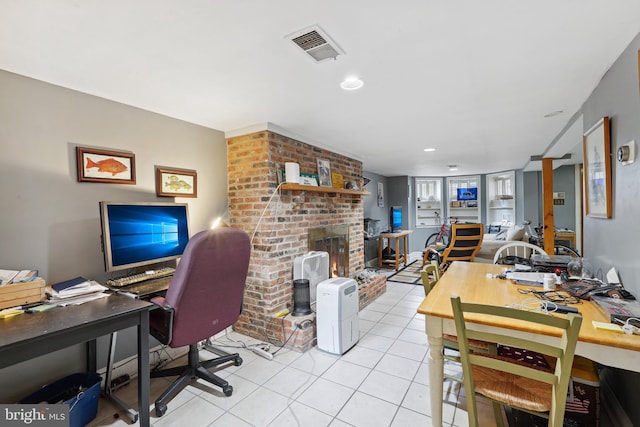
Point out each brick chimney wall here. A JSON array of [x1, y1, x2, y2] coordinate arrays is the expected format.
[[227, 130, 366, 346]]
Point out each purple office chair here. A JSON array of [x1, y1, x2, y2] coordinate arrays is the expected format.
[[148, 227, 251, 417]]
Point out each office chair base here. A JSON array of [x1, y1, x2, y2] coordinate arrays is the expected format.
[[151, 343, 242, 417]]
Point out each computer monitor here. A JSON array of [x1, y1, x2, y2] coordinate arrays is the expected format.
[[390, 206, 403, 232], [99, 201, 190, 272]]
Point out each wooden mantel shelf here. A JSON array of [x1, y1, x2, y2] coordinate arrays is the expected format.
[[281, 183, 370, 196]]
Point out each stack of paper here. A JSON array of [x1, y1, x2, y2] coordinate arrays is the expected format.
[[47, 276, 109, 306]]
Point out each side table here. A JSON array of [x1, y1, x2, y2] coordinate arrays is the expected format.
[[378, 230, 413, 270]]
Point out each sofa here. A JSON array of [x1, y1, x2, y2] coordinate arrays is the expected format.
[[474, 225, 528, 263]]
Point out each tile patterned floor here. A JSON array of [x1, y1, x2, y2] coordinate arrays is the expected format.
[[88, 279, 500, 427]]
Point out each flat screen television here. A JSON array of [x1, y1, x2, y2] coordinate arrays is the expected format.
[[99, 201, 190, 272], [457, 188, 478, 201], [390, 206, 403, 232]]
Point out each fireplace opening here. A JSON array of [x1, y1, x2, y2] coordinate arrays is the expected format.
[[308, 225, 349, 277]]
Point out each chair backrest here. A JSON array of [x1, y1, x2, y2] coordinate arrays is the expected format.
[[493, 241, 547, 264], [450, 296, 582, 427], [165, 227, 251, 347], [442, 223, 484, 263], [420, 261, 439, 296]]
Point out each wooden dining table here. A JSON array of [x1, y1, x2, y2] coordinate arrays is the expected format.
[[417, 261, 640, 427]]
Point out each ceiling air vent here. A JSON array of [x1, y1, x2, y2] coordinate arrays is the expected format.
[[286, 25, 344, 63]]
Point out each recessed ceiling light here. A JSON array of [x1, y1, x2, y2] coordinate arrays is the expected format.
[[448, 164, 459, 171], [340, 76, 364, 91], [423, 148, 436, 152], [544, 110, 564, 118]]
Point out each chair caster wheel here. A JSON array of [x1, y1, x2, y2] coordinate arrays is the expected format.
[[223, 385, 233, 396], [155, 403, 167, 417], [234, 356, 243, 366]]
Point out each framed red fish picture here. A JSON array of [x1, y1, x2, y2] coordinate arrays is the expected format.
[[155, 166, 197, 198], [76, 147, 136, 184]]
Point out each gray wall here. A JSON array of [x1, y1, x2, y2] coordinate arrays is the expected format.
[[523, 171, 541, 226], [522, 166, 578, 234], [0, 70, 228, 401], [578, 33, 640, 423], [362, 171, 389, 265], [552, 165, 577, 230], [362, 171, 390, 231]]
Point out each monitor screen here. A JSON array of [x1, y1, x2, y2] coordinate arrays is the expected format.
[[99, 201, 190, 272], [457, 188, 478, 201], [390, 206, 403, 232]]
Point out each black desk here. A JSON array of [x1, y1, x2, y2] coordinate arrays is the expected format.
[[104, 277, 170, 422], [0, 295, 153, 427]]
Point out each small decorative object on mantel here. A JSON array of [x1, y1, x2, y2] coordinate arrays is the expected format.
[[317, 158, 332, 187], [300, 172, 319, 186], [155, 166, 197, 198], [345, 181, 359, 190], [331, 172, 344, 189], [76, 147, 136, 184]]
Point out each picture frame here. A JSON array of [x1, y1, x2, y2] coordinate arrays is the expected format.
[[76, 147, 135, 184], [317, 158, 332, 187], [377, 182, 384, 207], [331, 172, 344, 189], [155, 166, 198, 198], [583, 117, 612, 218]]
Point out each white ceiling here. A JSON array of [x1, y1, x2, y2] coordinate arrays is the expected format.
[[3, 1, 640, 177]]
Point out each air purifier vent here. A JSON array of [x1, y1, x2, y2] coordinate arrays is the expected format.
[[285, 25, 344, 63]]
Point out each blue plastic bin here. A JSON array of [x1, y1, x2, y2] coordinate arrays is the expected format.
[[20, 372, 102, 427]]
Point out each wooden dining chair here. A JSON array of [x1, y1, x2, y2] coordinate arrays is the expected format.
[[420, 261, 439, 295], [493, 241, 547, 265], [450, 296, 582, 427], [420, 263, 495, 384]]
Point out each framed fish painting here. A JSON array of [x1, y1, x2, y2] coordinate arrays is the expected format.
[[76, 147, 136, 184], [155, 166, 197, 198]]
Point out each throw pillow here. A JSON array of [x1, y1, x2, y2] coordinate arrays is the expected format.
[[508, 225, 526, 241]]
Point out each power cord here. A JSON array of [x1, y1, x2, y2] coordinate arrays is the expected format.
[[614, 317, 640, 335], [250, 182, 284, 245]]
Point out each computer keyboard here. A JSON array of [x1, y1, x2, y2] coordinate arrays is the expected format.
[[106, 267, 176, 287]]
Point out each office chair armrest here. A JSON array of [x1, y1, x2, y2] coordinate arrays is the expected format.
[[149, 297, 175, 345]]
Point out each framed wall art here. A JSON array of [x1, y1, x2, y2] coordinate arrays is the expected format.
[[76, 147, 135, 184], [155, 167, 197, 198], [317, 158, 332, 187], [331, 172, 344, 189], [583, 117, 612, 218]]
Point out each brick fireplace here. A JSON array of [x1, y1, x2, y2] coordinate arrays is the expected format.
[[227, 130, 385, 351]]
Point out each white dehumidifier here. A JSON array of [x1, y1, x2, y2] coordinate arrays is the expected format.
[[316, 278, 359, 355]]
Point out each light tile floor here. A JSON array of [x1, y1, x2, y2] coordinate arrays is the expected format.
[[89, 279, 500, 427]]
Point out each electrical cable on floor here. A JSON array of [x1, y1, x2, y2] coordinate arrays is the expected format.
[[150, 345, 176, 372], [271, 325, 300, 356]]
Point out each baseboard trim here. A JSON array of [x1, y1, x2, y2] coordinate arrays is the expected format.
[[601, 378, 633, 427]]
